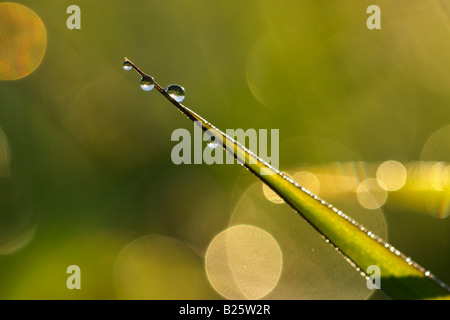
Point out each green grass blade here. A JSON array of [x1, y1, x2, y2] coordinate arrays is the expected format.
[[124, 58, 450, 300]]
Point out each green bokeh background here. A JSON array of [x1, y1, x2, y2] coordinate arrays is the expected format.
[[0, 0, 449, 299]]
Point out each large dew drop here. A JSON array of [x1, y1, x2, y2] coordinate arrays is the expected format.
[[164, 84, 185, 103], [207, 136, 219, 149], [140, 75, 155, 91], [122, 60, 132, 71]]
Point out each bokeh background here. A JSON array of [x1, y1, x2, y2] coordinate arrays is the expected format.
[[0, 0, 449, 299]]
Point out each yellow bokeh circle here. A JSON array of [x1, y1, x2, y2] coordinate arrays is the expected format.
[[205, 225, 282, 300], [0, 3, 47, 80]]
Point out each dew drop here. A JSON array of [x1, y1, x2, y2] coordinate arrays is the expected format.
[[207, 136, 219, 149], [310, 248, 316, 254], [165, 84, 185, 102], [140, 75, 155, 91], [122, 60, 132, 71]]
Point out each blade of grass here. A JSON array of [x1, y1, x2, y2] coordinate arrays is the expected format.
[[124, 58, 450, 300]]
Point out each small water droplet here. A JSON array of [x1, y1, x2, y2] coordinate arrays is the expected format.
[[165, 84, 185, 102], [123, 60, 132, 71], [207, 136, 219, 149], [140, 75, 154, 91], [310, 248, 316, 253]]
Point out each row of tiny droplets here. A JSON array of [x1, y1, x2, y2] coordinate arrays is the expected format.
[[123, 59, 449, 292]]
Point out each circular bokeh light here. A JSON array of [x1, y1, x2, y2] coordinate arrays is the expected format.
[[357, 178, 388, 210], [376, 160, 407, 191], [205, 225, 282, 300], [0, 3, 47, 80]]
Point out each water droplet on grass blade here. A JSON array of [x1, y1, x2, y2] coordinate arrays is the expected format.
[[165, 84, 185, 102], [207, 136, 219, 149], [140, 75, 155, 91], [122, 60, 132, 71]]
